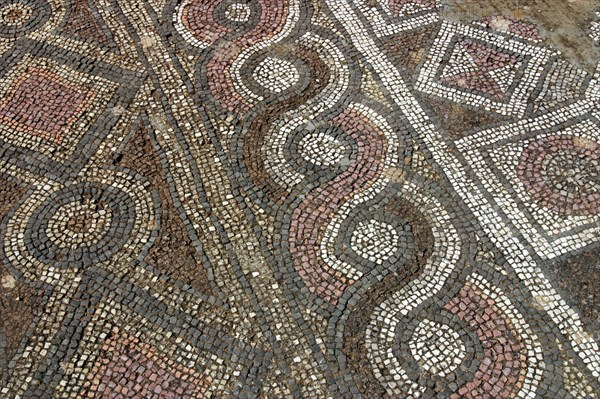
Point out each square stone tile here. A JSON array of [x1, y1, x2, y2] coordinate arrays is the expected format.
[[456, 100, 600, 259]]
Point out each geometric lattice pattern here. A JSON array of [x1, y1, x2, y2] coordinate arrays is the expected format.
[[0, 0, 598, 398]]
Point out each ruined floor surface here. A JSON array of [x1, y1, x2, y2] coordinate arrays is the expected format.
[[0, 0, 599, 398]]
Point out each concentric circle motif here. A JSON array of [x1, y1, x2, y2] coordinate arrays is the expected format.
[[367, 276, 540, 398], [238, 48, 313, 104], [0, 0, 51, 38], [175, 0, 265, 48], [278, 124, 357, 189], [286, 104, 403, 305], [319, 186, 417, 282], [297, 131, 348, 167], [1, 169, 158, 281], [407, 318, 467, 378], [517, 134, 599, 217], [45, 194, 114, 248], [317, 165, 548, 397], [251, 56, 300, 94], [175, 0, 294, 114], [340, 272, 544, 398], [177, 0, 308, 114], [235, 96, 400, 307], [350, 219, 404, 263], [24, 181, 137, 267], [221, 2, 252, 23]]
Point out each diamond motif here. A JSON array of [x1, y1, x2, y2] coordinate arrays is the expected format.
[[0, 66, 95, 144], [0, 40, 142, 177], [416, 21, 554, 117], [440, 39, 521, 100]]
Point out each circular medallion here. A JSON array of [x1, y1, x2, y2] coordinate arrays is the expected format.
[[518, 134, 599, 216]]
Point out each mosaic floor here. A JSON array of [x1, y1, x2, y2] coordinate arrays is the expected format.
[[0, 0, 599, 398]]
